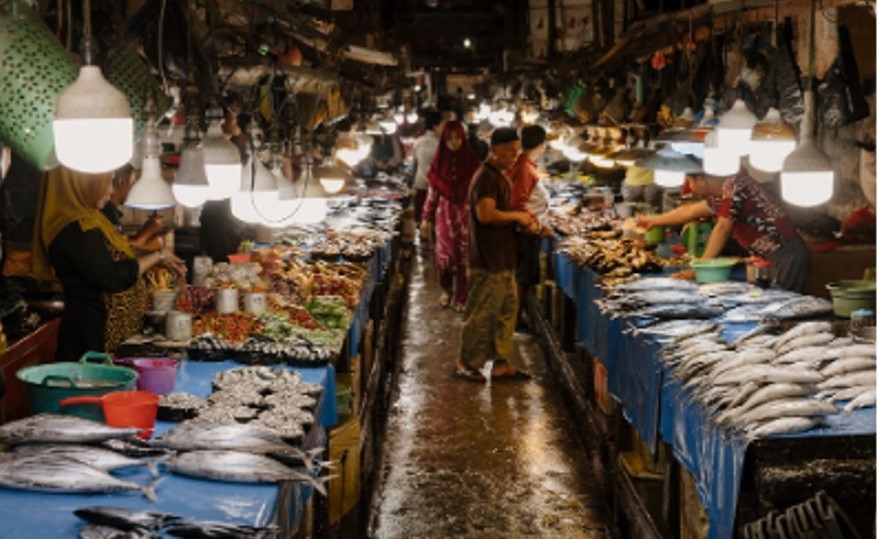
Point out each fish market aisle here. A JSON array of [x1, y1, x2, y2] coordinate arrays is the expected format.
[[367, 245, 611, 538]]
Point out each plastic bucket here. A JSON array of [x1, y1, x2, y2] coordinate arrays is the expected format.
[[59, 390, 159, 439], [131, 358, 178, 395], [16, 352, 138, 421]]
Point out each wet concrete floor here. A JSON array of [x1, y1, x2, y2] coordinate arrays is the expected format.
[[368, 244, 611, 538]]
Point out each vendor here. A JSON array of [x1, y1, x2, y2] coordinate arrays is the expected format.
[[621, 165, 663, 209], [637, 169, 809, 291], [31, 167, 186, 360]]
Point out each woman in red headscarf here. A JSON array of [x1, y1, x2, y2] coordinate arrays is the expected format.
[[422, 121, 482, 311]]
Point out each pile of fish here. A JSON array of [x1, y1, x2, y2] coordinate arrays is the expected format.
[[664, 321, 876, 441], [75, 505, 278, 539], [598, 278, 834, 323], [0, 415, 163, 499], [557, 235, 670, 276]]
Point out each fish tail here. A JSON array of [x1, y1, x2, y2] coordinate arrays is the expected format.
[[143, 477, 165, 502]]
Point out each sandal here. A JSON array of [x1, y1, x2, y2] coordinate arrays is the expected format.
[[452, 302, 466, 313], [439, 292, 451, 308], [452, 368, 486, 382]]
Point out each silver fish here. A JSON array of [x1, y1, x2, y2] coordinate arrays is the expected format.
[[711, 365, 823, 387], [630, 303, 724, 320], [163, 518, 278, 538], [611, 278, 699, 293], [819, 385, 876, 402], [13, 445, 160, 476], [733, 324, 776, 345], [166, 450, 327, 495], [772, 346, 830, 365], [708, 349, 777, 379], [0, 414, 139, 445], [635, 320, 718, 340], [718, 289, 799, 305], [774, 321, 833, 347], [818, 370, 876, 390], [736, 398, 838, 426], [715, 383, 815, 425], [736, 335, 779, 350], [78, 524, 151, 539], [745, 416, 822, 440], [761, 297, 833, 321], [153, 421, 297, 453], [843, 390, 876, 414], [721, 304, 769, 323], [822, 357, 876, 377], [775, 333, 835, 355], [75, 505, 177, 531], [0, 455, 160, 500], [698, 281, 757, 297], [825, 344, 877, 360]]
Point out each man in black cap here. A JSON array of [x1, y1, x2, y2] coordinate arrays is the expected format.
[[455, 127, 535, 381]]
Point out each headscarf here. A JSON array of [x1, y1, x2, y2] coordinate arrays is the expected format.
[[31, 167, 135, 281], [427, 121, 482, 204]]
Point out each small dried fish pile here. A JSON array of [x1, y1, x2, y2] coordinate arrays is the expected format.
[[158, 392, 209, 422], [666, 322, 876, 440], [75, 505, 278, 539], [0, 454, 160, 499], [0, 414, 139, 445], [557, 235, 670, 276]]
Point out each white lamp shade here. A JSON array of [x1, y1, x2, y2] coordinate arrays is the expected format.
[[654, 169, 686, 188], [172, 146, 210, 207], [406, 112, 419, 124], [379, 120, 398, 133], [716, 99, 757, 157], [336, 147, 362, 167], [126, 156, 175, 209], [320, 178, 346, 194], [780, 137, 834, 206], [201, 121, 241, 198], [702, 130, 740, 176], [749, 108, 796, 173], [54, 66, 134, 173], [749, 140, 797, 173]]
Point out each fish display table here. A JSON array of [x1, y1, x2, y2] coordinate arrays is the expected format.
[[0, 360, 337, 538], [551, 247, 876, 539]]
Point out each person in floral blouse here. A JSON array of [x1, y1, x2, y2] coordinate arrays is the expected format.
[[637, 170, 809, 291]]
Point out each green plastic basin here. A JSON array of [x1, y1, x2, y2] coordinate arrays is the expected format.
[[690, 258, 738, 284], [826, 280, 876, 317], [16, 352, 138, 421]]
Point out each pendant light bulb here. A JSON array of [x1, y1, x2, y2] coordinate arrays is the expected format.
[[173, 144, 211, 208], [749, 108, 797, 173], [715, 99, 757, 157], [201, 115, 242, 199], [54, 64, 134, 173], [780, 135, 833, 206]]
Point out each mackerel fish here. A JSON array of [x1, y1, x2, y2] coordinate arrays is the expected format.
[[760, 297, 833, 321], [844, 390, 876, 414], [698, 281, 757, 297], [609, 278, 699, 294], [0, 455, 160, 499], [821, 356, 876, 377], [0, 414, 139, 445], [773, 321, 833, 349], [636, 320, 718, 340], [164, 519, 279, 538], [775, 332, 835, 355], [630, 303, 723, 320], [166, 450, 327, 495], [734, 398, 838, 426], [745, 417, 823, 441]]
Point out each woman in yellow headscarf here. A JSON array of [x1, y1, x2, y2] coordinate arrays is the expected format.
[[32, 167, 185, 360]]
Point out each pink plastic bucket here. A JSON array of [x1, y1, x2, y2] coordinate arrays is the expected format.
[[126, 358, 178, 395]]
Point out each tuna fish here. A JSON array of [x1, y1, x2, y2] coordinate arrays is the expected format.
[[78, 524, 152, 539], [13, 445, 160, 476], [165, 450, 327, 495], [698, 281, 758, 297], [153, 421, 298, 453], [0, 455, 160, 499], [163, 519, 278, 538], [74, 505, 177, 531], [760, 297, 833, 321], [0, 415, 139, 445]]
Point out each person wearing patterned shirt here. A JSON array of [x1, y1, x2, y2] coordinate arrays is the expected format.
[[637, 170, 809, 291]]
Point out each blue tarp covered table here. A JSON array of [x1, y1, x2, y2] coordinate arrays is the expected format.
[[552, 250, 877, 539], [0, 360, 337, 538], [348, 239, 392, 358]]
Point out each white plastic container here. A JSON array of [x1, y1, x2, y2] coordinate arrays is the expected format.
[[165, 310, 192, 342], [243, 291, 267, 315], [215, 287, 239, 314]]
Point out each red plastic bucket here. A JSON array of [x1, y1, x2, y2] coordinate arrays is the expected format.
[[59, 390, 159, 439]]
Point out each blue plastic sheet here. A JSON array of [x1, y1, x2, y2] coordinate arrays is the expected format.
[[0, 361, 337, 538]]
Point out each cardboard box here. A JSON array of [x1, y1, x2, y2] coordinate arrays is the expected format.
[[328, 415, 361, 525]]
